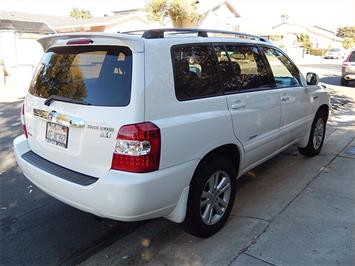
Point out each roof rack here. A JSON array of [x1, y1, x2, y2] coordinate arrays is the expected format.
[[121, 28, 268, 42]]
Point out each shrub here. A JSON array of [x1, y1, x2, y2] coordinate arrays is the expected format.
[[309, 48, 327, 56]]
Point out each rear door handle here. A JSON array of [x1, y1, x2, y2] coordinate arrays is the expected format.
[[231, 102, 246, 110]]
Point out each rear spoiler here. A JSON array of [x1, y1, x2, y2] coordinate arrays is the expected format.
[[37, 32, 144, 52]]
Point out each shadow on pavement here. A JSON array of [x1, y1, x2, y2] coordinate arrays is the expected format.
[[327, 89, 355, 130], [320, 75, 355, 87], [0, 101, 143, 266], [319, 75, 340, 86]]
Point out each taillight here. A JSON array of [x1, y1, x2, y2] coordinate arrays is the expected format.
[[20, 103, 28, 138], [111, 122, 161, 173]]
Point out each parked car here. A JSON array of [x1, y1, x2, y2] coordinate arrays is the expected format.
[[341, 49, 355, 86], [13, 29, 330, 237], [324, 48, 346, 59]]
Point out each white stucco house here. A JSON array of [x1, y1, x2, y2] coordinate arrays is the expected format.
[[269, 22, 343, 49]]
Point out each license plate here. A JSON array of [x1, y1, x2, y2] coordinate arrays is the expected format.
[[45, 122, 69, 148]]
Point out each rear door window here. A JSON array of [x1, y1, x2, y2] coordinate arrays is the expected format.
[[172, 44, 221, 100], [29, 46, 132, 106], [217, 45, 272, 92]]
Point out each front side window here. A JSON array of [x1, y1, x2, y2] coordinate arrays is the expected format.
[[29, 46, 132, 106], [220, 45, 271, 92], [263, 47, 301, 88], [172, 45, 220, 100]]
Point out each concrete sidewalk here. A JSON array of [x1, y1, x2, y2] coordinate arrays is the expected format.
[[79, 88, 355, 265]]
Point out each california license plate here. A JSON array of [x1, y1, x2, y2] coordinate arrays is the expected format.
[[45, 122, 69, 148]]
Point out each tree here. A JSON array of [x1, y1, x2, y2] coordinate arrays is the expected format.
[[69, 7, 92, 19], [336, 26, 355, 49], [145, 0, 200, 27], [298, 33, 313, 49]]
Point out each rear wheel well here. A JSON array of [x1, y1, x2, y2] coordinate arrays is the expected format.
[[317, 104, 329, 121], [195, 144, 240, 178]]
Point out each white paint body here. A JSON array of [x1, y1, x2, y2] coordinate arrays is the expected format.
[[13, 32, 330, 223]]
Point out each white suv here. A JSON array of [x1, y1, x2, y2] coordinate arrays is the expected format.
[[14, 29, 330, 237]]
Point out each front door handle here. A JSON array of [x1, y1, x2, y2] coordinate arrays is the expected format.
[[231, 102, 246, 110]]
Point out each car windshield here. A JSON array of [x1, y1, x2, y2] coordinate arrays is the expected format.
[[29, 45, 132, 107], [329, 48, 340, 52]]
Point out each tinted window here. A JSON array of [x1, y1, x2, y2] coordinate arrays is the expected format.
[[349, 51, 355, 62], [172, 45, 220, 100], [214, 45, 238, 92], [263, 47, 301, 87], [29, 46, 132, 106], [219, 45, 271, 92]]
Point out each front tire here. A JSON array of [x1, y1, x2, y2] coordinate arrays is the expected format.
[[180, 156, 236, 238], [298, 110, 327, 157]]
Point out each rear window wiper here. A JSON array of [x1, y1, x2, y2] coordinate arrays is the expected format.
[[44, 95, 91, 106]]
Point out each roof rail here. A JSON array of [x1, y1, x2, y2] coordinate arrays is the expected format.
[[121, 28, 268, 42]]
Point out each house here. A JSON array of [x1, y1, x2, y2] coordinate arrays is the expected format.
[[54, 9, 156, 33], [0, 12, 57, 89], [197, 0, 241, 31], [169, 0, 241, 31], [0, 10, 156, 89], [266, 22, 343, 49]]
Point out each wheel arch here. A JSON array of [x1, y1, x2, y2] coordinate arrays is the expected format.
[[194, 143, 242, 179], [317, 104, 330, 121], [298, 103, 330, 148], [164, 143, 242, 223]]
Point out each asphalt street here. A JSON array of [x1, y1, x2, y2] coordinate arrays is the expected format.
[[0, 62, 354, 265]]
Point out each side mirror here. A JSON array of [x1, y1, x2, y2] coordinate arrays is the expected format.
[[306, 72, 319, 85]]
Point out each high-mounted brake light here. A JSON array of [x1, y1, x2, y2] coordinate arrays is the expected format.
[[21, 103, 28, 138], [111, 122, 161, 173], [67, 38, 93, 45]]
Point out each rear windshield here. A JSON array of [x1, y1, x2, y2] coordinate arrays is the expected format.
[[29, 46, 132, 106]]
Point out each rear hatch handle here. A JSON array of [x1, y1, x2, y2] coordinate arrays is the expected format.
[[44, 95, 91, 107], [33, 108, 85, 128]]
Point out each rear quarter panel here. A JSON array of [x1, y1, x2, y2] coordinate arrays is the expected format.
[[143, 40, 244, 181]]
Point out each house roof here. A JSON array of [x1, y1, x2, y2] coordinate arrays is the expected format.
[[272, 22, 342, 41], [54, 12, 150, 30], [0, 11, 73, 28], [198, 0, 241, 18], [0, 19, 55, 34], [0, 10, 151, 32]]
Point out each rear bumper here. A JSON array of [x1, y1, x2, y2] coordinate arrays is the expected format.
[[342, 67, 355, 80], [342, 74, 355, 81], [14, 135, 197, 221]]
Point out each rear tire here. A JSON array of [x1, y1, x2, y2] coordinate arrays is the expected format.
[[180, 156, 236, 238], [341, 78, 349, 86], [298, 110, 327, 157]]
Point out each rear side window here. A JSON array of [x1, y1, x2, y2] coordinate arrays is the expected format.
[[29, 46, 132, 106], [263, 47, 301, 87], [172, 45, 221, 100], [216, 45, 271, 92]]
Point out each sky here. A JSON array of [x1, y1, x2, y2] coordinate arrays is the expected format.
[[0, 0, 354, 31]]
